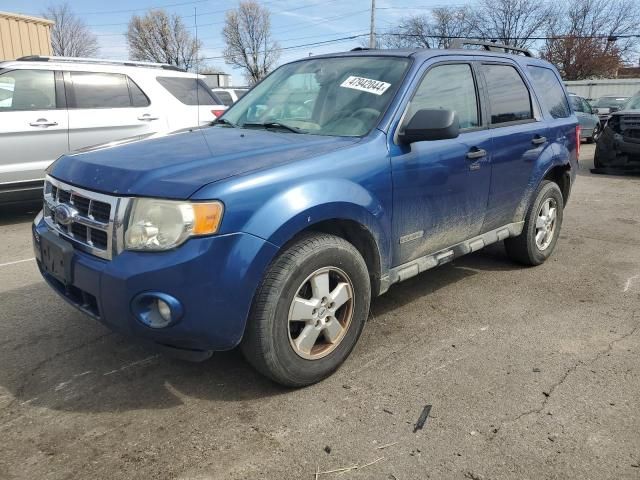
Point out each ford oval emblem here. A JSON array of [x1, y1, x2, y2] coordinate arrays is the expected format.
[[54, 204, 78, 226]]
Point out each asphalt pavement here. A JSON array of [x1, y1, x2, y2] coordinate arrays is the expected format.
[[0, 144, 639, 479]]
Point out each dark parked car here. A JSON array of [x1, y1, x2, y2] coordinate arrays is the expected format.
[[594, 94, 640, 170], [592, 95, 630, 122], [33, 41, 578, 386]]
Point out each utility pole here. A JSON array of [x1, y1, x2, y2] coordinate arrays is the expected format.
[[369, 0, 376, 48]]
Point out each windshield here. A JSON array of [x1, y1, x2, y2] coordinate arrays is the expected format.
[[624, 95, 640, 110], [221, 56, 410, 137], [593, 97, 628, 108]]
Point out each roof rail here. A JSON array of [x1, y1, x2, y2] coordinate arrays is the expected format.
[[350, 47, 371, 51], [15, 55, 186, 71], [448, 39, 532, 57]]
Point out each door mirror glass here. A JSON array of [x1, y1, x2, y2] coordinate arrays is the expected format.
[[399, 109, 459, 143]]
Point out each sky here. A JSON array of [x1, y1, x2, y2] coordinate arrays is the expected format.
[[2, 0, 472, 84]]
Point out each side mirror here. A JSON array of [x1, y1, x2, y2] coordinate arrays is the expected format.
[[399, 109, 460, 144], [593, 108, 600, 114], [610, 106, 620, 113]]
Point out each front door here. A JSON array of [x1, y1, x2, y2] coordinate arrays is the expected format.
[[390, 62, 492, 266], [0, 69, 68, 186]]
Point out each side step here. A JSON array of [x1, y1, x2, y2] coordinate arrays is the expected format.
[[379, 222, 524, 294]]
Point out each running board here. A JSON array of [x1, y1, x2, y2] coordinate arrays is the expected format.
[[379, 222, 524, 294]]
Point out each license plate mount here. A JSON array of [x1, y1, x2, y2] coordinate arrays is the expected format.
[[40, 230, 74, 285]]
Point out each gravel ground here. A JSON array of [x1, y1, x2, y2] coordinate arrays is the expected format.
[[0, 144, 639, 480]]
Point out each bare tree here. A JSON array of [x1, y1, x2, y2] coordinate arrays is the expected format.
[[542, 0, 640, 79], [222, 0, 280, 85], [43, 2, 99, 57], [471, 0, 555, 49], [127, 10, 201, 70]]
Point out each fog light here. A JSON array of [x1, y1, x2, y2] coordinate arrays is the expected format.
[[157, 299, 172, 322], [131, 292, 184, 329]]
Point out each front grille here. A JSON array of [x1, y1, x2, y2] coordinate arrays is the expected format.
[[43, 176, 124, 260]]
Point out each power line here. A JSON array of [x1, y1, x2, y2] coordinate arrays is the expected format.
[[200, 34, 369, 60]]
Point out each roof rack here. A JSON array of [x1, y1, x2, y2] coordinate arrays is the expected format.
[[448, 39, 532, 57], [15, 55, 186, 71]]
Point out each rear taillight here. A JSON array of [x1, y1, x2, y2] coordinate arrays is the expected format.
[[211, 109, 225, 118], [576, 125, 581, 159]]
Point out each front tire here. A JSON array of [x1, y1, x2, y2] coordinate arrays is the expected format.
[[241, 233, 371, 387], [505, 180, 564, 266]]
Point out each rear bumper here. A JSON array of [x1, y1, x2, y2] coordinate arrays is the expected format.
[[33, 216, 279, 356]]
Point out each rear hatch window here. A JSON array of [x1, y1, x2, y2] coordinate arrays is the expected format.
[[157, 77, 222, 105]]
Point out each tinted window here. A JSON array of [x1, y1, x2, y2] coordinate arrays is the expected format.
[[527, 66, 570, 119], [234, 89, 247, 99], [483, 64, 532, 124], [70, 72, 130, 108], [215, 90, 234, 106], [157, 77, 220, 105], [129, 78, 150, 107], [0, 69, 56, 110], [408, 63, 479, 129]]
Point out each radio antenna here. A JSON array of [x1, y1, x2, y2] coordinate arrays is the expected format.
[[194, 6, 200, 127]]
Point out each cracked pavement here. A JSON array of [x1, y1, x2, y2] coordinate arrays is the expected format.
[[0, 144, 639, 479]]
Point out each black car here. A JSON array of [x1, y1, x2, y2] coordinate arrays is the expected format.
[[594, 95, 640, 170]]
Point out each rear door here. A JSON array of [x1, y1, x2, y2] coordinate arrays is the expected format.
[[390, 61, 492, 265], [479, 62, 549, 231], [66, 71, 164, 151], [0, 68, 68, 187]]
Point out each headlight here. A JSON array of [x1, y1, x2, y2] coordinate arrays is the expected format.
[[124, 198, 223, 251]]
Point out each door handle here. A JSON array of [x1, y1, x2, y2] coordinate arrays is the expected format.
[[531, 135, 547, 145], [466, 147, 487, 160], [138, 114, 159, 121], [29, 118, 58, 127]]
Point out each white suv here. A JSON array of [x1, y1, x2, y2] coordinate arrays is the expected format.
[[0, 56, 226, 204]]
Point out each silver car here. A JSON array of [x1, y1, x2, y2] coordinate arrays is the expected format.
[[569, 94, 601, 143], [0, 56, 226, 205]]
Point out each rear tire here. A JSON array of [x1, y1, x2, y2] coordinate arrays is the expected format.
[[505, 180, 564, 266], [241, 233, 371, 387]]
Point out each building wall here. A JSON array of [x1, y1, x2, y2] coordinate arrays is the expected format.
[[564, 79, 640, 101], [0, 11, 53, 61]]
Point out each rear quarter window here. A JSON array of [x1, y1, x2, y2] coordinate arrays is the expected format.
[[157, 77, 220, 105], [527, 66, 571, 119]]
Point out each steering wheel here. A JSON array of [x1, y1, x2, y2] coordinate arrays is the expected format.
[[349, 107, 380, 122]]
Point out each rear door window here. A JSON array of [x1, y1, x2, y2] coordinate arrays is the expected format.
[[157, 77, 220, 105], [70, 72, 131, 108], [482, 64, 533, 125], [527, 66, 570, 119], [0, 69, 56, 110], [128, 78, 150, 107]]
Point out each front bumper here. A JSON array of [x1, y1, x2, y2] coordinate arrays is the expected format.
[[33, 216, 278, 356], [595, 129, 640, 169]]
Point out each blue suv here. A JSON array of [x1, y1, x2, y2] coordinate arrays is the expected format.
[[33, 42, 579, 386]]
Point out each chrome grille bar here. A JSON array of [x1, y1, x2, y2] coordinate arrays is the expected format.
[[43, 175, 128, 260]]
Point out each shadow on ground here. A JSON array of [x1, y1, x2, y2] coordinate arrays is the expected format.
[[0, 240, 520, 415]]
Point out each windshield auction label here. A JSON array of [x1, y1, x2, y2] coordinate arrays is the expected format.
[[340, 76, 391, 95]]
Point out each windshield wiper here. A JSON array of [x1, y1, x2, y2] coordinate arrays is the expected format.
[[213, 118, 236, 127], [241, 121, 303, 133]]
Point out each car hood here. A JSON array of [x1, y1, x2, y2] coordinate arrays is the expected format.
[[48, 127, 360, 199]]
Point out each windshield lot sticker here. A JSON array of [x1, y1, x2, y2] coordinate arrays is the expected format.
[[340, 76, 391, 95]]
